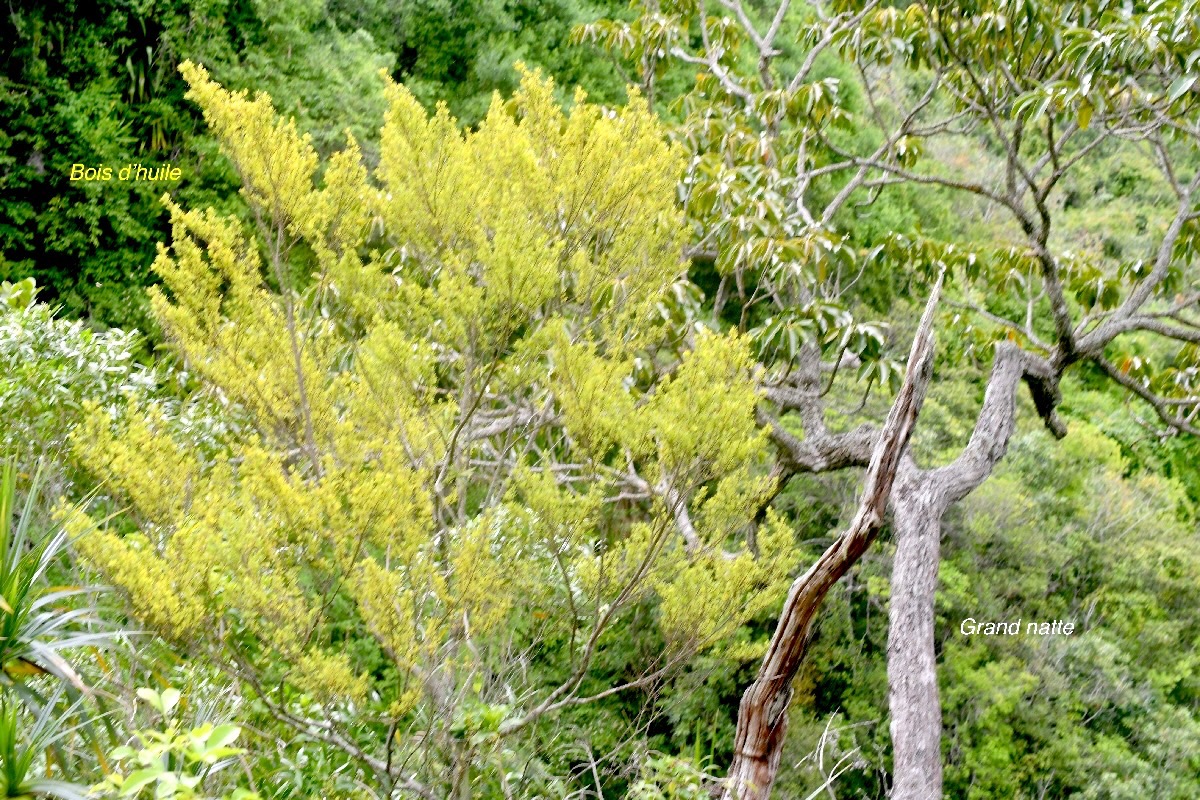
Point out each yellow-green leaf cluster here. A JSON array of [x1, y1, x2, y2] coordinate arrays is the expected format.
[[69, 63, 782, 755]]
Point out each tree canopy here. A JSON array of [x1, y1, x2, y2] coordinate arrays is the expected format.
[[2, 1, 1200, 798]]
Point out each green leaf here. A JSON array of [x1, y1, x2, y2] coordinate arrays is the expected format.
[[120, 767, 163, 796], [160, 688, 180, 716], [1168, 75, 1196, 102], [1077, 98, 1093, 130], [204, 724, 241, 751], [136, 688, 162, 713], [153, 771, 178, 799]]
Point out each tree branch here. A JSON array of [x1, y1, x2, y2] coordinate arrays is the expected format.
[[722, 270, 943, 800]]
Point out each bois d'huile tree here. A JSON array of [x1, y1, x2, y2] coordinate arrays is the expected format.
[[67, 63, 804, 798]]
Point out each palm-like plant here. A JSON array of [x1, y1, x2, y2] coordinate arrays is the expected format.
[[0, 461, 111, 695], [0, 697, 90, 800], [0, 460, 117, 796]]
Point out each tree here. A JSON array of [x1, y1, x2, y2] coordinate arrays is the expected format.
[[579, 1, 1200, 797], [848, 4, 1200, 795], [68, 64, 797, 797]]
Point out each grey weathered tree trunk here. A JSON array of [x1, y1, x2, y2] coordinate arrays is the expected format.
[[886, 343, 1065, 800], [887, 465, 946, 799], [722, 274, 944, 800]]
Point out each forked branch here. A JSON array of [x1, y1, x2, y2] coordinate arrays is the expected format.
[[722, 270, 944, 800]]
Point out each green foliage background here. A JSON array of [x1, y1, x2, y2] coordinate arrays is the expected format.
[[2, 1, 1199, 798], [0, 0, 626, 330]]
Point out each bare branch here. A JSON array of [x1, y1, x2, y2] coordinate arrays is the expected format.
[[1095, 357, 1200, 437], [788, 0, 881, 94], [723, 269, 944, 800], [935, 343, 1064, 506]]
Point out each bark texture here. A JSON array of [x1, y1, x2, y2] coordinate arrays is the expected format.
[[886, 344, 1065, 799], [722, 274, 943, 800], [887, 466, 946, 800]]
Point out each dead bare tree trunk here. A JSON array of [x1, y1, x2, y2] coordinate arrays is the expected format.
[[722, 274, 944, 800]]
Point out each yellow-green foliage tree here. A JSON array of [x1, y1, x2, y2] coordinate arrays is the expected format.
[[67, 63, 796, 797]]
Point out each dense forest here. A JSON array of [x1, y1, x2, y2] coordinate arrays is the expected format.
[[2, 1, 1199, 798]]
